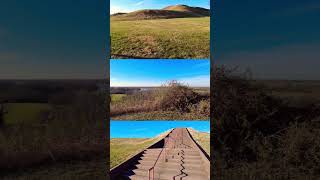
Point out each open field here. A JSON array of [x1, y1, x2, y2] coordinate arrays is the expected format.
[[111, 94, 127, 103], [4, 103, 51, 125], [254, 80, 320, 103], [0, 80, 106, 178], [110, 83, 210, 120], [188, 128, 210, 155], [111, 17, 210, 59]]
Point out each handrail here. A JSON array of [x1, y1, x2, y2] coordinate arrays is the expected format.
[[148, 134, 170, 180], [147, 128, 209, 180]]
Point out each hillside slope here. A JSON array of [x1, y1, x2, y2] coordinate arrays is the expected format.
[[163, 4, 210, 16], [111, 5, 210, 21]]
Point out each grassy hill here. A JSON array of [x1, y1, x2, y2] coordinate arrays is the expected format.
[[111, 5, 209, 21], [111, 4, 210, 58], [163, 4, 210, 16]]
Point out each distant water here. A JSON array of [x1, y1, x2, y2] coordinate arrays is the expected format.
[[110, 120, 210, 138]]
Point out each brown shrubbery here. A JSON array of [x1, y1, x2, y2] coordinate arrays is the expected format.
[[154, 81, 201, 112], [110, 81, 210, 119], [212, 65, 320, 179]]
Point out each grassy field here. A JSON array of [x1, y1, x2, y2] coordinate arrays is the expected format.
[[4, 103, 51, 125], [111, 94, 127, 103], [188, 128, 210, 155], [111, 17, 210, 59], [0, 80, 107, 178]]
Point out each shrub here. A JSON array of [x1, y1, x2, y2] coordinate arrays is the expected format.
[[279, 122, 320, 175], [212, 66, 283, 161], [212, 65, 320, 178], [189, 99, 210, 117], [154, 80, 201, 112]]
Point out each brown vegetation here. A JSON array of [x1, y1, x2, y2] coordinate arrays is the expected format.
[[111, 81, 209, 120], [212, 65, 320, 179]]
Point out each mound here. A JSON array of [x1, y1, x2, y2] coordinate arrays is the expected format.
[[111, 12, 127, 16], [163, 4, 210, 16], [111, 4, 209, 21]]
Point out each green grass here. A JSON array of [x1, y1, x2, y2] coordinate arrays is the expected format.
[[4, 103, 51, 124], [110, 138, 157, 168], [188, 128, 210, 155], [111, 94, 127, 103], [111, 17, 210, 58]]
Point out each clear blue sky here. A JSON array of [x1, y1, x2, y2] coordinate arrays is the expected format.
[[110, 0, 210, 14], [216, 0, 320, 80], [111, 120, 210, 138], [0, 1, 106, 79], [111, 60, 210, 87]]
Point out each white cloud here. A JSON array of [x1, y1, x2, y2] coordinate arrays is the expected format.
[[111, 76, 210, 87], [135, 1, 144, 6], [110, 5, 131, 14], [111, 79, 162, 87], [178, 75, 210, 87]]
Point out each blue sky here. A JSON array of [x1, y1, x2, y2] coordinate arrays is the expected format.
[[216, 0, 320, 80], [0, 1, 106, 79], [110, 60, 210, 87], [111, 120, 210, 138], [110, 0, 210, 14]]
